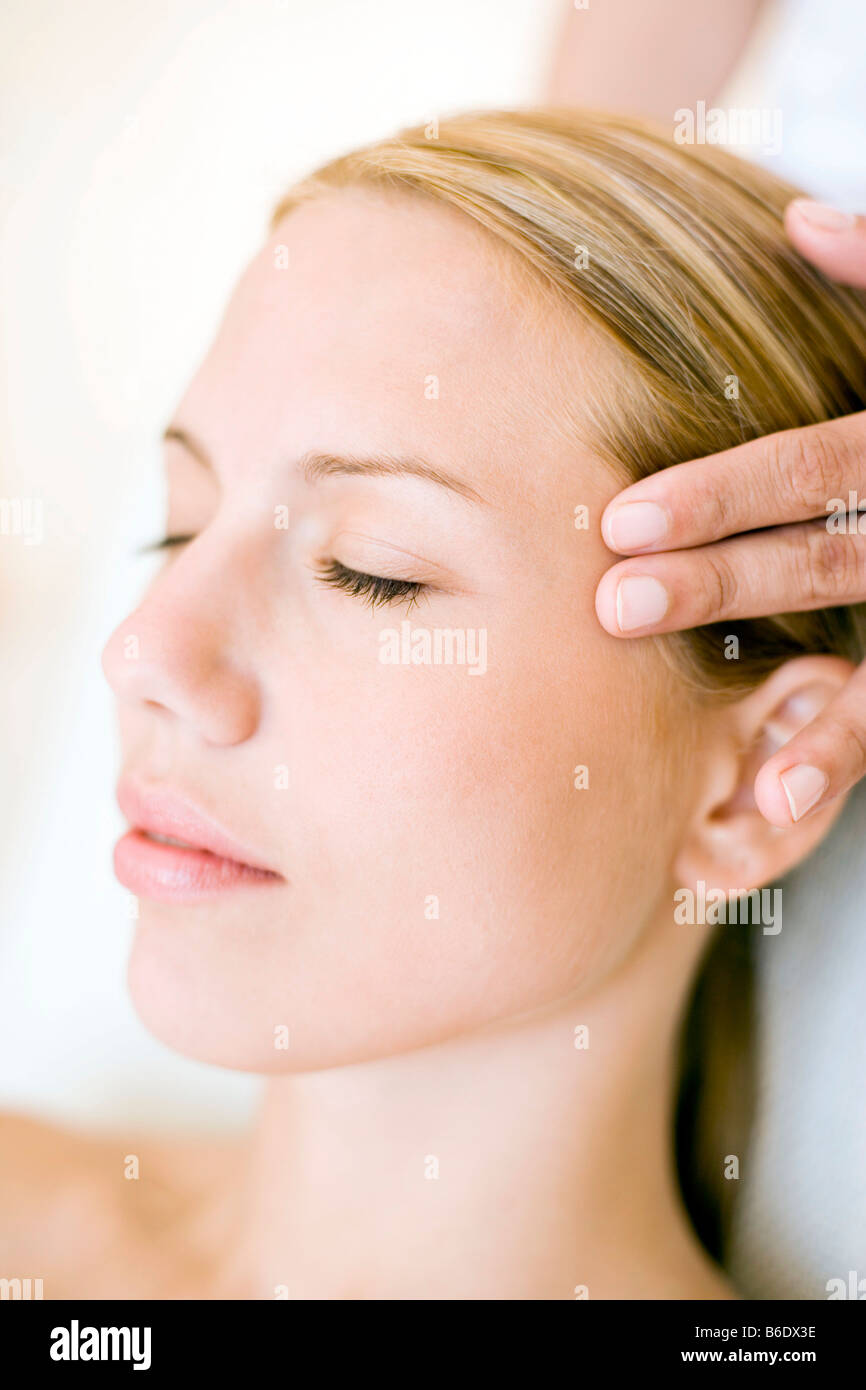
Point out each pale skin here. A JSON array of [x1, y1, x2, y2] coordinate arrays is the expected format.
[[0, 188, 856, 1299], [546, 0, 766, 121], [548, 0, 866, 825], [596, 207, 866, 828]]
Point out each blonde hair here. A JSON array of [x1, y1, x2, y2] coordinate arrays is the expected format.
[[271, 108, 866, 1266]]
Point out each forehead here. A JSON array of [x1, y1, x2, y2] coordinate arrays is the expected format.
[[227, 186, 534, 371], [175, 185, 603, 510]]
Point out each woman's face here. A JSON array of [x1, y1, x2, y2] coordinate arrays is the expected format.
[[103, 187, 701, 1071]]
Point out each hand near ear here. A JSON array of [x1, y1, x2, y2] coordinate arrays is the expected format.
[[598, 201, 866, 830], [674, 655, 855, 893]]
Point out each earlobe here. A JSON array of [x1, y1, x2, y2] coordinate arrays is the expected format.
[[672, 655, 854, 894]]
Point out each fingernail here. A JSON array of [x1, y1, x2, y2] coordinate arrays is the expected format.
[[779, 764, 829, 821], [615, 576, 669, 631], [790, 199, 856, 232], [605, 501, 669, 551]]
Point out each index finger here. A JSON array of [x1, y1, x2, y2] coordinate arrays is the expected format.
[[600, 411, 866, 554]]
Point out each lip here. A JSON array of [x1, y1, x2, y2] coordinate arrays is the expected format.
[[114, 778, 284, 902]]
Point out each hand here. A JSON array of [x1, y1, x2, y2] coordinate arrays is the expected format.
[[595, 199, 866, 829]]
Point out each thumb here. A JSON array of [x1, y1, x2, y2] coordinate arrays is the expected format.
[[784, 199, 866, 287], [753, 659, 866, 827]]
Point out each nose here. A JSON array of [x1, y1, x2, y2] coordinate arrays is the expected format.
[[101, 549, 261, 746]]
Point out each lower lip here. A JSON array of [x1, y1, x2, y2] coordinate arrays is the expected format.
[[114, 829, 283, 902]]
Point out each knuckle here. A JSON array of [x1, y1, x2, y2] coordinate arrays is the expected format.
[[800, 526, 863, 603], [778, 427, 847, 514], [699, 550, 739, 619], [701, 479, 731, 537]]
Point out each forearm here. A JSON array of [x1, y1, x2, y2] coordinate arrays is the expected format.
[[544, 0, 766, 119]]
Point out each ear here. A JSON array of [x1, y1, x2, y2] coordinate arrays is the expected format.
[[673, 655, 855, 892]]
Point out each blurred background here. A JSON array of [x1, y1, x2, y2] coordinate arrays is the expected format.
[[1, 0, 864, 1296]]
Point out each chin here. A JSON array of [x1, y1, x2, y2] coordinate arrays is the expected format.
[[123, 920, 364, 1075], [123, 896, 575, 1075], [125, 917, 281, 1073]]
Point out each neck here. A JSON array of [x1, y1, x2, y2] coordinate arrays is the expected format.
[[215, 909, 724, 1299]]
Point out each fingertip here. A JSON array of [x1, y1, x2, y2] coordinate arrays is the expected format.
[[594, 566, 621, 635], [599, 504, 616, 551], [601, 498, 671, 554], [785, 197, 857, 236], [755, 757, 832, 828], [784, 200, 866, 287], [594, 565, 672, 635], [753, 761, 797, 828]]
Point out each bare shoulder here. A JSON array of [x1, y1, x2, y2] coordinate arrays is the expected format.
[[0, 1108, 102, 1215], [0, 1109, 111, 1291], [0, 1108, 242, 1298]]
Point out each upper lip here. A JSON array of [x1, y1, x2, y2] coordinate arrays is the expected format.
[[116, 777, 282, 876]]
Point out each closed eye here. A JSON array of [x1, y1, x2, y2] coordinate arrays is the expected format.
[[136, 534, 195, 555], [137, 539, 429, 611], [315, 558, 426, 611]]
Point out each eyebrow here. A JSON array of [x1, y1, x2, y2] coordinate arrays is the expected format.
[[162, 426, 484, 505]]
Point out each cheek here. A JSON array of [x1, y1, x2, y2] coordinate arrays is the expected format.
[[275, 620, 677, 1032], [123, 611, 690, 1072]]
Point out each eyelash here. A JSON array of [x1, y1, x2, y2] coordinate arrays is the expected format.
[[138, 538, 426, 611], [315, 559, 426, 611], [136, 534, 195, 555]]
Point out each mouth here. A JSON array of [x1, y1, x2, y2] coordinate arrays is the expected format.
[[113, 779, 285, 903]]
